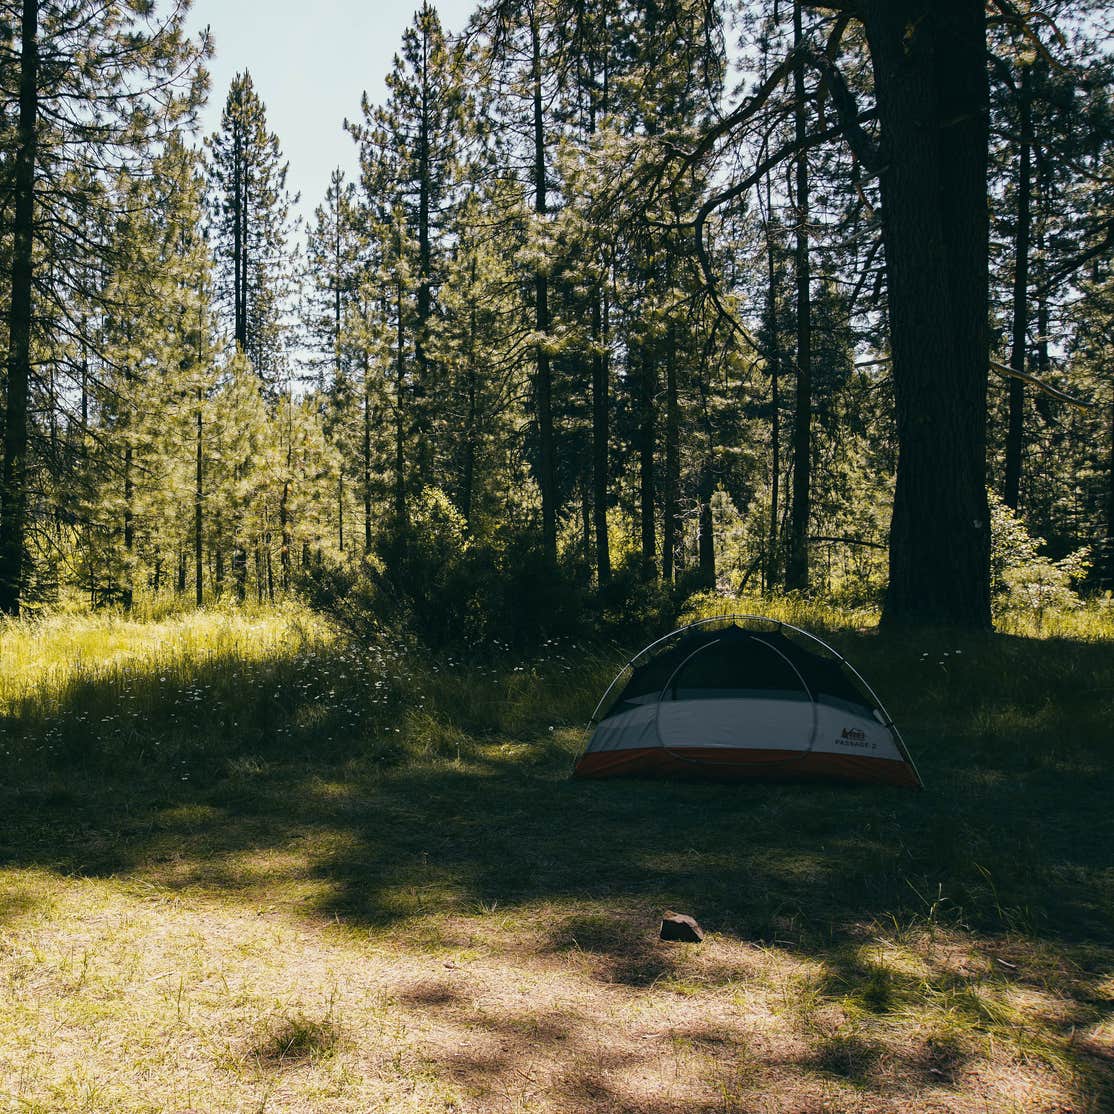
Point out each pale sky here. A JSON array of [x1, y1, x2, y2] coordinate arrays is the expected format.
[[185, 0, 478, 226]]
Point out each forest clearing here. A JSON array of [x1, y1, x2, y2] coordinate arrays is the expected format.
[[0, 603, 1112, 1112], [0, 0, 1112, 1110]]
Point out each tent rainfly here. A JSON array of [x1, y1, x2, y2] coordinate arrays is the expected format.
[[573, 617, 922, 788]]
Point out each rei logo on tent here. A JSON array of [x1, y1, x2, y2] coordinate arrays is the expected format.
[[574, 616, 923, 788]]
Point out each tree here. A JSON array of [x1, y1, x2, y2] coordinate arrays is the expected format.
[[347, 1, 464, 523], [664, 0, 994, 625], [207, 70, 295, 390], [304, 168, 360, 392], [0, 0, 206, 615]]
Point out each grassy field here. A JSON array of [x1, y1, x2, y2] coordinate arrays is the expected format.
[[0, 601, 1112, 1113]]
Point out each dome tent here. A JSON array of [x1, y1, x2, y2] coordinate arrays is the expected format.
[[574, 616, 922, 788]]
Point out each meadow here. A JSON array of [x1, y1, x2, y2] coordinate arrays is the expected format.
[[0, 600, 1111, 1113]]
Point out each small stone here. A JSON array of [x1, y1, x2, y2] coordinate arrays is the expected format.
[[660, 911, 704, 942]]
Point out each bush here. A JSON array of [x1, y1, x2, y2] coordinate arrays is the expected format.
[[301, 488, 592, 656], [989, 490, 1091, 621], [300, 488, 701, 656]]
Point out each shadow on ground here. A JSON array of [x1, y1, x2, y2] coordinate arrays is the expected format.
[[1, 626, 1112, 1110]]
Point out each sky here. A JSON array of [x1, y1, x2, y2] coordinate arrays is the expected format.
[[185, 0, 478, 227]]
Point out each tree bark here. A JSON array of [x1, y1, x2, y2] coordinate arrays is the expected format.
[[639, 344, 657, 577], [591, 290, 611, 583], [461, 260, 478, 525], [415, 26, 433, 483], [697, 460, 716, 588], [0, 0, 39, 616], [363, 349, 373, 552], [863, 0, 992, 629], [1103, 395, 1114, 590], [195, 386, 204, 606], [662, 323, 680, 582], [764, 193, 782, 592], [394, 274, 407, 525], [531, 12, 556, 561], [123, 443, 134, 609], [233, 121, 246, 351], [337, 476, 344, 552], [786, 0, 812, 592], [1003, 63, 1031, 510]]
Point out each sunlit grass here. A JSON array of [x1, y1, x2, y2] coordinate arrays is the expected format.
[[0, 601, 329, 706], [0, 601, 1111, 1111]]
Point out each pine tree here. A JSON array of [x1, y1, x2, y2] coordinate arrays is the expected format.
[[347, 2, 464, 524], [304, 168, 361, 393], [0, 0, 207, 614], [207, 71, 295, 391]]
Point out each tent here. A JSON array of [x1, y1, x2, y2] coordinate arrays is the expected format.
[[573, 616, 922, 788]]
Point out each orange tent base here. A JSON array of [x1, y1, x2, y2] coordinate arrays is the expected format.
[[573, 746, 921, 788]]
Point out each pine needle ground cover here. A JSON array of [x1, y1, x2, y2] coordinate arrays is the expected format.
[[0, 605, 1111, 1113]]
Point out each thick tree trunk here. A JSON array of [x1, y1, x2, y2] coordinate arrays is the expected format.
[[531, 14, 556, 561], [0, 0, 39, 616], [786, 0, 812, 592], [591, 290, 611, 583], [864, 0, 992, 629], [1003, 64, 1031, 510]]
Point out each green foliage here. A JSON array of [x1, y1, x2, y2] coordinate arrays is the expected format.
[[989, 489, 1091, 619], [302, 487, 592, 655]]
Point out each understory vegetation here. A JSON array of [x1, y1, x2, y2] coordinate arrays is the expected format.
[[0, 603, 1111, 1112]]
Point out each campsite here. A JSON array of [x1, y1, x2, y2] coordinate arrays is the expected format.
[[1, 602, 1112, 1111], [0, 0, 1112, 1111]]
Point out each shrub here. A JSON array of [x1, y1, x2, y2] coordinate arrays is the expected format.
[[301, 487, 592, 655], [988, 490, 1091, 621]]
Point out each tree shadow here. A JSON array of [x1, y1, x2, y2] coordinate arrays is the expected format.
[[0, 627, 1112, 1109]]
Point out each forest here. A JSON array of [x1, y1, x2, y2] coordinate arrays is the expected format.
[[0, 0, 1109, 634], [0, 2, 1113, 1112]]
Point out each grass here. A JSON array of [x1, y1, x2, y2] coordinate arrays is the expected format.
[[0, 601, 1112, 1112]]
